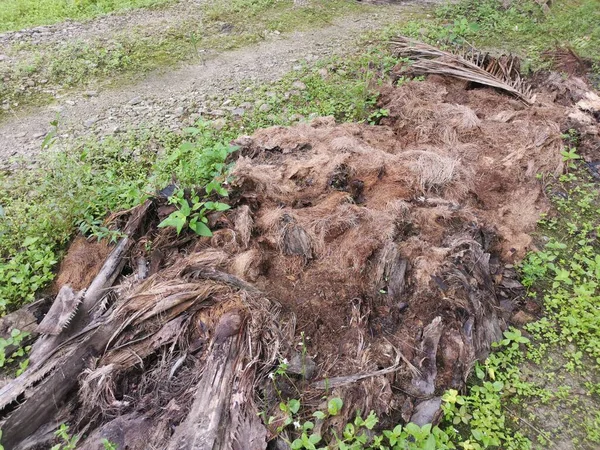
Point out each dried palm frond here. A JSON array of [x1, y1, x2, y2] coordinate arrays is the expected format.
[[391, 36, 533, 104]]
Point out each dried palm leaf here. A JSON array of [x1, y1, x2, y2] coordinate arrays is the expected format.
[[391, 36, 533, 104]]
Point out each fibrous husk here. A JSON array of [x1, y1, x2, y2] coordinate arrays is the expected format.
[[0, 74, 572, 449]]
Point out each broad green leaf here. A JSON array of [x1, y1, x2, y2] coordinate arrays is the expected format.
[[309, 433, 321, 444], [22, 237, 40, 247], [188, 219, 213, 237], [288, 399, 300, 414], [313, 411, 326, 420], [424, 434, 437, 450], [364, 411, 378, 430], [328, 397, 343, 416], [158, 212, 187, 235]]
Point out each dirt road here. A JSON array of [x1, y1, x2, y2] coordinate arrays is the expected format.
[[0, 1, 438, 166]]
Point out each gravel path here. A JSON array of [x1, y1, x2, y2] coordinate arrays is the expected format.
[[0, 1, 438, 166]]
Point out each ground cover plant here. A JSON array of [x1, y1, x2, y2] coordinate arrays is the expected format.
[[0, 0, 173, 32]]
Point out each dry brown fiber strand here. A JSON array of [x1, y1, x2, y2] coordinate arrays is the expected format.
[[0, 75, 574, 449], [391, 36, 534, 104]]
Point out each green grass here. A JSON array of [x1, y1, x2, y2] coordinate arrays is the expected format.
[[0, 0, 173, 32], [0, 0, 369, 118], [393, 0, 600, 71]]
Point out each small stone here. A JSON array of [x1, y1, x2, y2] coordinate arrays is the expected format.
[[84, 118, 97, 128], [289, 113, 304, 122], [212, 118, 226, 131], [14, 132, 27, 138], [33, 131, 46, 139], [209, 109, 226, 117], [259, 103, 272, 113], [84, 90, 98, 97], [39, 79, 48, 84], [511, 310, 535, 326], [286, 353, 317, 380], [318, 68, 329, 78], [174, 106, 185, 117], [128, 96, 142, 105], [240, 102, 253, 110], [0, 55, 6, 61], [232, 107, 245, 117], [25, 80, 35, 87], [111, 125, 122, 134], [292, 81, 306, 91], [222, 99, 232, 106]]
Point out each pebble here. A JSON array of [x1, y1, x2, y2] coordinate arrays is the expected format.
[[84, 118, 98, 128], [128, 96, 142, 105], [174, 106, 185, 117], [292, 80, 307, 90], [84, 90, 98, 97], [259, 103, 272, 113], [65, 100, 76, 106], [232, 108, 245, 117], [33, 131, 46, 139], [211, 118, 227, 130], [0, 55, 6, 61]]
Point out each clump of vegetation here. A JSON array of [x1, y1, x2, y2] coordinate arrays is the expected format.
[[393, 0, 600, 70], [0, 0, 173, 32]]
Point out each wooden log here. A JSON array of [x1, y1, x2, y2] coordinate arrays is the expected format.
[[0, 201, 153, 449], [1, 322, 118, 449], [29, 200, 152, 365], [166, 311, 267, 450]]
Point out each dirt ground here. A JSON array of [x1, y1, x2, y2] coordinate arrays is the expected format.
[[0, 1, 440, 167]]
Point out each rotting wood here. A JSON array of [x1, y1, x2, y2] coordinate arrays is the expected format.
[[29, 200, 152, 365], [35, 285, 84, 335], [166, 311, 267, 450], [0, 201, 153, 449]]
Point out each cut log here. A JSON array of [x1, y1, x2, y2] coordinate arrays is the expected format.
[[166, 311, 267, 450]]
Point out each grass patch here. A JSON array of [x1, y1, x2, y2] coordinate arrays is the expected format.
[[392, 0, 600, 71], [0, 0, 173, 33]]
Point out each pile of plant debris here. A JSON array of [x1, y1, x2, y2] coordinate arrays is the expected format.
[[0, 39, 599, 450]]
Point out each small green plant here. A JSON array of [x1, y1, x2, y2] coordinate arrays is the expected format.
[[51, 424, 80, 450], [367, 108, 389, 125], [101, 438, 118, 450], [158, 187, 230, 236], [561, 147, 581, 170], [0, 328, 31, 376]]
